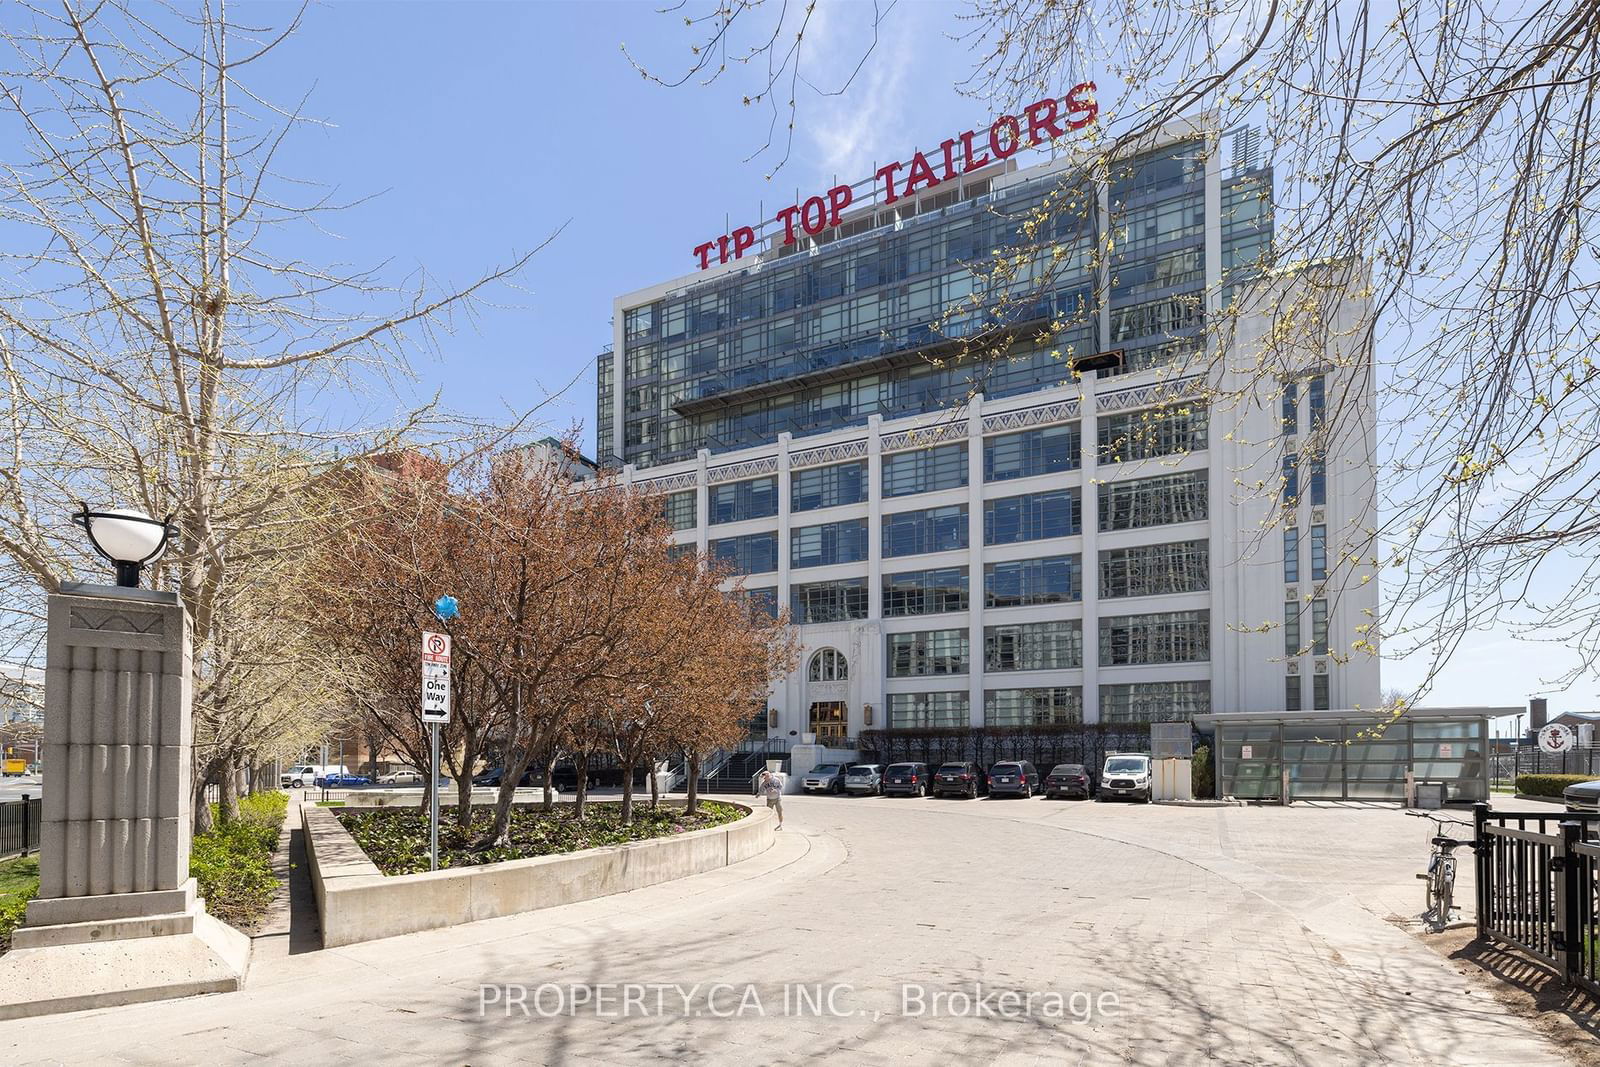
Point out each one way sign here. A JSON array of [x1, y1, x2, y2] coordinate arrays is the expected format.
[[421, 631, 451, 723]]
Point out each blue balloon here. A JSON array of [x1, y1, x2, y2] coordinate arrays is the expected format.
[[433, 595, 459, 620]]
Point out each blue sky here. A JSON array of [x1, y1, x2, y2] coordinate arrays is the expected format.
[[232, 1, 1574, 721]]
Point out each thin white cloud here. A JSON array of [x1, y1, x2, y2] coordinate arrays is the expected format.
[[799, 3, 921, 187]]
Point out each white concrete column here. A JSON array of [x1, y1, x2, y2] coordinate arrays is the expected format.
[[776, 433, 793, 607], [966, 394, 986, 728], [1079, 380, 1101, 724], [695, 449, 711, 555], [866, 416, 885, 621]]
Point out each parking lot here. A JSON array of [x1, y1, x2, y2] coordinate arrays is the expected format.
[[0, 789, 1569, 1065]]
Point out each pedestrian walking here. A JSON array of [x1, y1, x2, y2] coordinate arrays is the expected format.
[[758, 766, 787, 829]]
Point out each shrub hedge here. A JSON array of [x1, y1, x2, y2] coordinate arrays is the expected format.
[[190, 790, 288, 928], [1514, 773, 1598, 798]]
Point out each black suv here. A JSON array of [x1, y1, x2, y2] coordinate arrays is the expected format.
[[987, 761, 1041, 798], [932, 761, 985, 799], [883, 762, 931, 797]]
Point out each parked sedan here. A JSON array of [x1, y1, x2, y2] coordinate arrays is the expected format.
[[932, 762, 984, 798], [882, 762, 931, 797], [842, 764, 882, 796], [987, 761, 1041, 798], [315, 772, 373, 788], [1044, 764, 1092, 799], [1565, 780, 1600, 813], [473, 767, 539, 788], [801, 763, 848, 794]]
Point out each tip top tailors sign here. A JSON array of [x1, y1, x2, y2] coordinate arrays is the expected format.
[[692, 83, 1099, 271], [421, 631, 452, 724]]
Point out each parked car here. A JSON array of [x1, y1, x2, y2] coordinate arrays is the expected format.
[[315, 772, 373, 789], [473, 767, 539, 788], [377, 769, 422, 786], [1564, 780, 1600, 813], [843, 764, 882, 796], [1098, 753, 1153, 803], [882, 762, 931, 797], [801, 763, 848, 794], [932, 762, 985, 798], [987, 761, 1041, 798], [281, 763, 346, 789], [1044, 763, 1092, 799]]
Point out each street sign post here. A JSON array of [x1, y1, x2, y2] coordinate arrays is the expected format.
[[421, 631, 452, 871]]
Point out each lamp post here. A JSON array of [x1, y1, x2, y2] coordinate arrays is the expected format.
[[70, 504, 176, 588]]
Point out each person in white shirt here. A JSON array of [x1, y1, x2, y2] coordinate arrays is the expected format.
[[758, 767, 787, 829]]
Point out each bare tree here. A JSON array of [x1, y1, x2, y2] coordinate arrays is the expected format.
[[0, 0, 554, 828]]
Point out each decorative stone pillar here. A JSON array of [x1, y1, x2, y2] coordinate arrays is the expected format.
[[0, 584, 249, 1021]]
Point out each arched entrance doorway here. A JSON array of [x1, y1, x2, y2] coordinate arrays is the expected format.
[[807, 648, 849, 741]]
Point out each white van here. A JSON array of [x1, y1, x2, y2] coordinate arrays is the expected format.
[[280, 763, 347, 789]]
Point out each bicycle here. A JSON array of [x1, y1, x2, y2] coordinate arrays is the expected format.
[[1410, 810, 1475, 932]]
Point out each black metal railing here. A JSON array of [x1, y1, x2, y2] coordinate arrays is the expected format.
[[0, 796, 40, 858], [1475, 803, 1600, 997]]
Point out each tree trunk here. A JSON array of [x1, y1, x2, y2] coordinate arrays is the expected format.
[[649, 757, 660, 810], [573, 750, 590, 820], [192, 767, 216, 837], [542, 758, 556, 813], [620, 759, 636, 824], [219, 750, 241, 824], [686, 751, 701, 816]]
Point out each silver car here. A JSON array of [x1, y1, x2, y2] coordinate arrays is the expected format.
[[843, 764, 882, 796]]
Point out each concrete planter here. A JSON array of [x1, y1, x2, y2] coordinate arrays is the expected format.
[[304, 799, 774, 947]]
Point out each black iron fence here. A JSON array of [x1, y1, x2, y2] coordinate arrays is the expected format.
[[1475, 803, 1600, 998], [0, 796, 41, 859]]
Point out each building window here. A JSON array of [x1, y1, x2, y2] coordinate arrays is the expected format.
[[882, 504, 968, 558], [1308, 456, 1326, 506], [983, 489, 1080, 544], [1311, 599, 1329, 655], [887, 629, 969, 677], [1308, 376, 1325, 429], [1096, 404, 1208, 463], [709, 476, 778, 524], [1285, 674, 1302, 712], [740, 587, 778, 621], [1312, 673, 1330, 710], [1281, 380, 1296, 434], [984, 620, 1083, 671], [1309, 525, 1327, 580], [882, 443, 968, 497], [1099, 680, 1210, 722], [984, 555, 1082, 608], [709, 532, 778, 575], [791, 461, 866, 512], [883, 566, 969, 617], [983, 424, 1081, 481], [808, 648, 848, 681], [1099, 610, 1210, 666], [1099, 540, 1208, 599], [1281, 453, 1298, 502], [790, 579, 868, 624], [790, 519, 869, 569], [1098, 470, 1208, 530], [661, 491, 696, 532], [667, 542, 697, 562], [1284, 603, 1301, 656], [985, 687, 1083, 727], [1284, 528, 1299, 583], [887, 692, 969, 729]]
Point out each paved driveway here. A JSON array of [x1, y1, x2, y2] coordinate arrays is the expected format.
[[0, 794, 1567, 1065]]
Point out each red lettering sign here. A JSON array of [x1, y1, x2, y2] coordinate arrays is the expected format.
[[691, 83, 1098, 269]]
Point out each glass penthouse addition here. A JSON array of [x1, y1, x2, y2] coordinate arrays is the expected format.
[[600, 131, 1273, 470]]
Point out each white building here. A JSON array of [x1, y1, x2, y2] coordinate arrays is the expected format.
[[598, 116, 1380, 747]]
